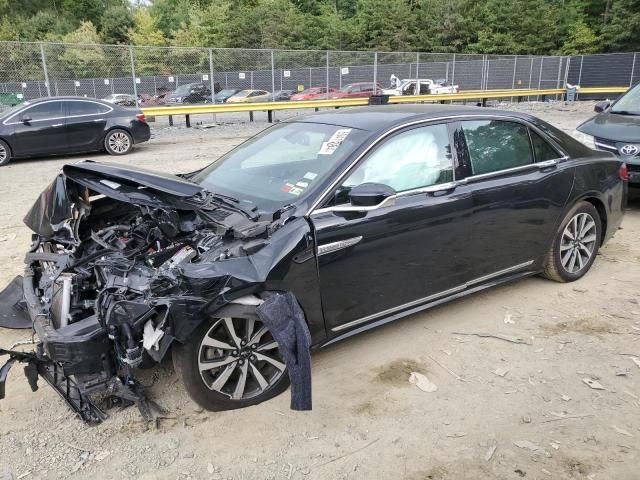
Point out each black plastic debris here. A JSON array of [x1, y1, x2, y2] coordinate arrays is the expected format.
[[0, 276, 31, 329], [257, 292, 312, 411]]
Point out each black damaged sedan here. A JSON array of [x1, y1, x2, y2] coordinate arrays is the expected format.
[[0, 105, 627, 421]]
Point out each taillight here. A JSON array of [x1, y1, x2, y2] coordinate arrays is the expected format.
[[619, 163, 629, 181], [136, 113, 146, 122]]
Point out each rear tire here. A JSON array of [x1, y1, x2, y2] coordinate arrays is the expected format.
[[0, 139, 11, 166], [104, 129, 133, 155], [542, 201, 602, 282], [172, 305, 290, 411]]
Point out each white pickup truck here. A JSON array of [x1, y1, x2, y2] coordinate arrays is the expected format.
[[382, 78, 459, 96]]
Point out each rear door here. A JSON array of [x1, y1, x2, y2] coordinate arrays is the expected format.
[[64, 100, 112, 152], [454, 118, 574, 280], [10, 101, 67, 156], [311, 122, 475, 334]]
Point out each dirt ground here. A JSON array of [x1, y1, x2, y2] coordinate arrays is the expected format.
[[1, 101, 639, 480]]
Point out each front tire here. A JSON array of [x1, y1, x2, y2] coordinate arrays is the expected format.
[[104, 129, 133, 155], [0, 139, 11, 166], [172, 305, 290, 411], [542, 201, 602, 282]]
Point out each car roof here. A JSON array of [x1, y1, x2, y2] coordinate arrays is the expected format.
[[290, 104, 536, 132]]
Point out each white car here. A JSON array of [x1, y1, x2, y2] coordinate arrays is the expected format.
[[382, 78, 459, 96]]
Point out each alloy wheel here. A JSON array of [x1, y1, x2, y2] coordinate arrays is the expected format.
[[0, 143, 6, 162], [198, 317, 286, 400], [560, 212, 597, 274], [108, 131, 131, 154]]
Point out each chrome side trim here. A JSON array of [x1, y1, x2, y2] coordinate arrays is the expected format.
[[306, 114, 569, 217], [330, 259, 534, 332], [332, 285, 466, 332], [317, 236, 363, 256], [465, 260, 534, 287]]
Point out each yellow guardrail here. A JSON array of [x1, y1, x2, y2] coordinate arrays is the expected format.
[[140, 86, 629, 125]]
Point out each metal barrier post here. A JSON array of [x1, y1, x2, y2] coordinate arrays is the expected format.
[[40, 43, 51, 97], [416, 52, 420, 94], [577, 55, 584, 100], [129, 45, 138, 100]]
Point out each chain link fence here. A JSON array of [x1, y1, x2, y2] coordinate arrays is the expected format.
[[0, 41, 638, 109]]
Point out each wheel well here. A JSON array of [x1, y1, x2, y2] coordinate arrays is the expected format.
[[104, 126, 133, 143], [0, 137, 13, 155], [583, 197, 607, 244]]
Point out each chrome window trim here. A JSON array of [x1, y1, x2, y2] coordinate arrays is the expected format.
[[3, 99, 113, 126], [306, 114, 568, 217], [331, 260, 534, 332]]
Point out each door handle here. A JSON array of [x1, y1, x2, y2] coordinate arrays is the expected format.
[[420, 181, 459, 196], [536, 159, 558, 169]]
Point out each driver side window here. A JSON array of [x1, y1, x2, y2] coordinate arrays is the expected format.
[[341, 123, 453, 196]]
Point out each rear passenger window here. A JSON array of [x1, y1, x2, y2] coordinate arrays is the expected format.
[[531, 131, 560, 161], [68, 101, 109, 116], [461, 120, 534, 175]]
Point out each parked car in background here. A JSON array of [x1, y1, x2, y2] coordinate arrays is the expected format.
[[0, 97, 150, 166], [290, 87, 337, 101], [271, 90, 296, 101], [574, 82, 640, 184], [209, 88, 242, 103], [226, 89, 271, 103], [102, 93, 137, 107], [382, 79, 459, 96], [330, 82, 382, 99], [0, 104, 626, 419], [165, 82, 221, 105]]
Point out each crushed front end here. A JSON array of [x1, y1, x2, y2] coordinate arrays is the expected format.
[[0, 161, 310, 423]]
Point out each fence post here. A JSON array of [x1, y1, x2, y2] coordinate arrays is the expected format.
[[630, 52, 637, 87], [451, 53, 455, 85], [39, 43, 51, 97], [416, 52, 420, 95], [208, 48, 216, 103], [271, 49, 276, 101], [129, 45, 138, 99], [373, 52, 378, 94], [326, 51, 329, 99], [537, 57, 544, 101]]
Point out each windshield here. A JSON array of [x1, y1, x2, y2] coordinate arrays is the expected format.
[[217, 89, 237, 96], [233, 90, 251, 98], [0, 101, 29, 118], [340, 85, 353, 92], [103, 94, 116, 100], [192, 122, 368, 211], [611, 83, 640, 114]]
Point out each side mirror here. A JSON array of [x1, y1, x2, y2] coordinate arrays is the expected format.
[[21, 115, 32, 124], [594, 101, 610, 113], [348, 182, 396, 207]]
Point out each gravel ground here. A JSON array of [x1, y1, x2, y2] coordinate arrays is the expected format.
[[1, 101, 639, 480]]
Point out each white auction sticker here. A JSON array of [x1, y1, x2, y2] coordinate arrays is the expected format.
[[303, 172, 318, 180], [239, 72, 246, 79], [103, 79, 109, 85], [318, 128, 352, 155], [341, 67, 349, 75], [202, 74, 209, 81], [284, 70, 291, 78]]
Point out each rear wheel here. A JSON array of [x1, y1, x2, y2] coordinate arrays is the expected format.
[[104, 129, 133, 155], [542, 201, 602, 282], [172, 306, 289, 411], [0, 140, 11, 166]]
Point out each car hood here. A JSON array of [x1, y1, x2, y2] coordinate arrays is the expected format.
[[578, 112, 640, 142]]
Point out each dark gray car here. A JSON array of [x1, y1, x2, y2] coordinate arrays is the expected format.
[[576, 83, 640, 183]]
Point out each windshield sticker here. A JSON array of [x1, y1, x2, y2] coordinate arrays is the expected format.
[[303, 172, 318, 180], [288, 187, 304, 196], [280, 183, 294, 193], [318, 128, 352, 155], [295, 181, 309, 188]]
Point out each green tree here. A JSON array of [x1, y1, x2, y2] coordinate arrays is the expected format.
[[561, 21, 599, 54], [101, 4, 134, 44], [58, 21, 107, 78], [600, 0, 640, 51]]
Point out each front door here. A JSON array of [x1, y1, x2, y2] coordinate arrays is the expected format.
[[310, 122, 474, 334], [11, 100, 68, 156], [453, 119, 575, 280]]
